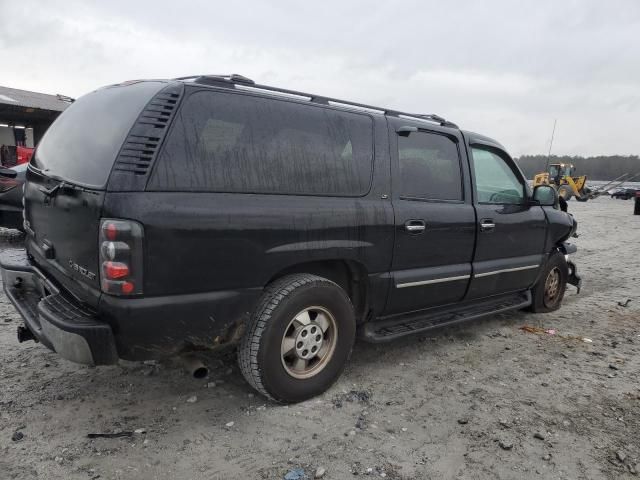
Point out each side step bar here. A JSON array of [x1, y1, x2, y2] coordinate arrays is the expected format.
[[361, 291, 531, 343]]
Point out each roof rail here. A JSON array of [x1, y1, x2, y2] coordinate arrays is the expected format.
[[175, 74, 255, 85], [180, 74, 458, 129]]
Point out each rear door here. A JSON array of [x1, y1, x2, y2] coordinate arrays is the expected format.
[[465, 139, 547, 299], [24, 81, 166, 306], [384, 119, 476, 315]]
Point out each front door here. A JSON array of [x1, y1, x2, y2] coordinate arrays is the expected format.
[[384, 120, 476, 315], [466, 143, 547, 299]]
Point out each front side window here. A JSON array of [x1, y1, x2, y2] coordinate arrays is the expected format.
[[398, 131, 462, 201], [471, 147, 524, 204], [148, 90, 374, 196]]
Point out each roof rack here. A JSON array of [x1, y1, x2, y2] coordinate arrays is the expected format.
[[176, 74, 459, 129]]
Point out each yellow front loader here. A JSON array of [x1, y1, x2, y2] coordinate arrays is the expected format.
[[533, 163, 590, 201]]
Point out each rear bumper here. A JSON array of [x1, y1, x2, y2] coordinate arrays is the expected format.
[[0, 249, 118, 365], [1, 248, 262, 363]]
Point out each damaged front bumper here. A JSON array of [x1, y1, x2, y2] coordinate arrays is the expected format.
[[561, 242, 582, 294], [567, 260, 582, 294], [0, 248, 118, 365]]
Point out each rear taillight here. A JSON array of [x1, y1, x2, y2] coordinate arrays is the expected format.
[[0, 178, 19, 193], [99, 219, 144, 296]]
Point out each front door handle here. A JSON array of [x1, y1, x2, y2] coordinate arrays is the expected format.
[[480, 219, 495, 232], [405, 219, 426, 233]]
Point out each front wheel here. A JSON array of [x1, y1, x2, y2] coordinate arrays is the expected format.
[[528, 251, 569, 313], [238, 274, 356, 403]]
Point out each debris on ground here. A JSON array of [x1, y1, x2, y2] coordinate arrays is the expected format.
[[284, 467, 307, 480], [520, 325, 596, 344], [314, 467, 326, 478], [186, 395, 198, 403], [498, 439, 514, 450], [332, 390, 371, 408], [617, 299, 632, 307], [87, 432, 134, 439], [520, 325, 558, 336], [11, 431, 23, 442]]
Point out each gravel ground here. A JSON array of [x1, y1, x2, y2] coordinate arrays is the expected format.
[[1, 197, 639, 480]]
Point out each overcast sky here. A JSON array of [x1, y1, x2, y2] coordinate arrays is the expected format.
[[1, 0, 639, 156]]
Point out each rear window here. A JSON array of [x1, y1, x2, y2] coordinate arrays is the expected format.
[[31, 81, 165, 188], [148, 90, 374, 196]]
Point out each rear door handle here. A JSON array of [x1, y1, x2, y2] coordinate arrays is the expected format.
[[404, 219, 426, 233], [480, 219, 495, 232]]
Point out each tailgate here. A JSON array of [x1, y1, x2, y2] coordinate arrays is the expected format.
[[22, 81, 167, 307], [24, 171, 105, 307]]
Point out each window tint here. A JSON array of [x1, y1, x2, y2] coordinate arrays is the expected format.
[[471, 147, 524, 204], [398, 131, 462, 201], [32, 81, 165, 188], [149, 91, 374, 196]]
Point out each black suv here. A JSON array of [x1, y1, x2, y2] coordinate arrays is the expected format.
[[0, 75, 581, 402]]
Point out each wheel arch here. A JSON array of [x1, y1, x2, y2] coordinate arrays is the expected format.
[[267, 259, 370, 323]]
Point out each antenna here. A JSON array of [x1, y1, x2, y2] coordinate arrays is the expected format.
[[544, 119, 557, 172]]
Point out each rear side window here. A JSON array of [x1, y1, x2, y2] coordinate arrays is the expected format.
[[398, 131, 463, 201], [31, 81, 165, 188], [148, 91, 374, 196]]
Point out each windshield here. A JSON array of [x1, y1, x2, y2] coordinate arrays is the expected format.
[[31, 81, 165, 188]]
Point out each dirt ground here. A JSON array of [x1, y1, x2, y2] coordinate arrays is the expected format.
[[1, 197, 638, 480]]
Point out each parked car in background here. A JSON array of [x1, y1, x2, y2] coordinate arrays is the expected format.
[[610, 187, 639, 200], [0, 163, 26, 231], [0, 145, 34, 167], [0, 76, 581, 403]]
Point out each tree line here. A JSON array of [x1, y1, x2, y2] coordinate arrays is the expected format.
[[515, 155, 640, 181]]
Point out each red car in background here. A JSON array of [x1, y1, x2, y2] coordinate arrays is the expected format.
[[16, 146, 34, 165], [0, 145, 34, 167]]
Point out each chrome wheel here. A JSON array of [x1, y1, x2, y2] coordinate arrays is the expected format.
[[544, 267, 561, 306], [281, 306, 337, 379]]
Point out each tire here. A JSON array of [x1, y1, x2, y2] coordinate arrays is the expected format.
[[558, 185, 573, 201], [528, 251, 569, 313], [238, 273, 356, 403]]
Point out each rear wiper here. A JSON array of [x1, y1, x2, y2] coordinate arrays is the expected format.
[[38, 181, 99, 198], [39, 183, 63, 198]]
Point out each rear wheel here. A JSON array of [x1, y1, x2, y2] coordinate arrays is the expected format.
[[558, 185, 573, 201], [238, 274, 356, 403], [529, 251, 568, 313]]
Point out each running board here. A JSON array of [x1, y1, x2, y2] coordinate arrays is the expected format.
[[361, 291, 531, 343]]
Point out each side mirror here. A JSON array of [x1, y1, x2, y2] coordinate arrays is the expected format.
[[532, 185, 557, 207], [0, 167, 17, 179]]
